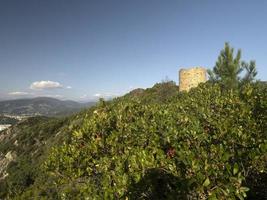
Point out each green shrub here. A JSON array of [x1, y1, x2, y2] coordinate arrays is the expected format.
[[23, 83, 266, 199]]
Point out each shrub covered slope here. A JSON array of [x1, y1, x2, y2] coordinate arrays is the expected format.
[[13, 81, 266, 200], [0, 107, 97, 199]]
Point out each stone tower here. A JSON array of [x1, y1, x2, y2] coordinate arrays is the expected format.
[[179, 67, 207, 92]]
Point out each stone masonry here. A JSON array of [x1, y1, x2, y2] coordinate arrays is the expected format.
[[179, 67, 207, 92]]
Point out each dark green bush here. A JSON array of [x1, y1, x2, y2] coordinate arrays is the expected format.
[[20, 83, 266, 199]]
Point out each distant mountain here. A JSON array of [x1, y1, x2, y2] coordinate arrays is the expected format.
[[0, 97, 95, 116]]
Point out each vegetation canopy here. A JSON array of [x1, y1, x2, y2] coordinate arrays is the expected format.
[[11, 81, 265, 200]]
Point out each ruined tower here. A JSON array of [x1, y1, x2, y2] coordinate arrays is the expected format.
[[179, 67, 207, 92]]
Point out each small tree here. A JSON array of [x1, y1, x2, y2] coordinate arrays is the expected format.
[[208, 43, 257, 89]]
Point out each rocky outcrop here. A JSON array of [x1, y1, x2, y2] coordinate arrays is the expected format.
[[0, 151, 16, 180]]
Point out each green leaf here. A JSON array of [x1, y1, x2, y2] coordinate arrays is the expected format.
[[240, 186, 250, 192], [208, 195, 218, 200], [203, 177, 210, 187], [233, 163, 239, 175]]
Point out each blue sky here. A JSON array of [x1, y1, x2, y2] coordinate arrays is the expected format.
[[0, 0, 267, 101]]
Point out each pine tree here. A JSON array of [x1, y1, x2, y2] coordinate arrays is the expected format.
[[208, 43, 257, 89], [241, 60, 257, 84]]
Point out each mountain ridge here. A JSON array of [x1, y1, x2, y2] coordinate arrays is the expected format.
[[0, 97, 95, 117]]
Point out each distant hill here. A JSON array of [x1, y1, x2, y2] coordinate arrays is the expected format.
[[0, 97, 95, 116], [123, 81, 179, 103]]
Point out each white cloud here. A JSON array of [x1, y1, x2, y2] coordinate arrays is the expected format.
[[66, 86, 72, 89], [79, 93, 120, 102], [8, 91, 29, 96], [80, 94, 88, 99], [94, 93, 102, 97], [30, 80, 63, 90], [80, 93, 117, 101], [42, 94, 63, 99], [93, 93, 118, 99]]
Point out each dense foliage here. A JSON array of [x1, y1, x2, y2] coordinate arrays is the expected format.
[[123, 80, 179, 104], [15, 82, 266, 199]]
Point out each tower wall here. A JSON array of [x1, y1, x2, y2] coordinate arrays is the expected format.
[[179, 67, 207, 91]]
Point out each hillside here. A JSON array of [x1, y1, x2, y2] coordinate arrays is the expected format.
[[0, 106, 98, 198], [0, 81, 266, 199], [0, 97, 95, 117]]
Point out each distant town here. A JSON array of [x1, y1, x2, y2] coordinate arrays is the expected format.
[[0, 114, 32, 131], [1, 114, 31, 120]]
